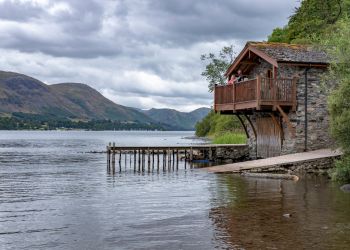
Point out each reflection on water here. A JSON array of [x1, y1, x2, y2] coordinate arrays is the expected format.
[[0, 131, 349, 250], [210, 175, 350, 249]]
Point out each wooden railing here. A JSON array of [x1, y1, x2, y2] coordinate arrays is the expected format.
[[260, 78, 294, 102], [214, 84, 233, 105], [214, 76, 296, 111], [235, 78, 257, 102]]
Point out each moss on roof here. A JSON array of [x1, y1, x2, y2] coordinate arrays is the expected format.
[[248, 41, 329, 64]]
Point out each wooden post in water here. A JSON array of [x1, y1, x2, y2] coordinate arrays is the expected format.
[[129, 151, 131, 166], [138, 149, 141, 172], [163, 150, 166, 170], [190, 147, 193, 162], [133, 150, 136, 171], [147, 149, 151, 172], [157, 149, 160, 171], [124, 151, 127, 168], [142, 150, 145, 172], [107, 145, 110, 171], [112, 149, 116, 173], [168, 148, 171, 169], [176, 149, 179, 168]]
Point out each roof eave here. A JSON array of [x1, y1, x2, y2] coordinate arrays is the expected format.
[[277, 61, 329, 67], [225, 44, 278, 77]]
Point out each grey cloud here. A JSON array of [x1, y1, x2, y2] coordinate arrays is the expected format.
[[0, 0, 297, 59], [0, 1, 43, 21], [0, 0, 299, 110]]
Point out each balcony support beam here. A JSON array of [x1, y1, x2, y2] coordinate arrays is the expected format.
[[236, 114, 250, 139], [243, 114, 257, 139], [276, 105, 295, 138]]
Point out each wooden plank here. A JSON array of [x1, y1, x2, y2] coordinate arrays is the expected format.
[[234, 101, 257, 110], [256, 75, 261, 110], [269, 113, 283, 141], [292, 77, 298, 111], [215, 104, 235, 111], [256, 116, 282, 158], [277, 105, 296, 138]]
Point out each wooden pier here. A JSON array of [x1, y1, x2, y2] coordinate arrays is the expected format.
[[106, 143, 246, 173]]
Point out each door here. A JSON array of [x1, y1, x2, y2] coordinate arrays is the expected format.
[[256, 117, 282, 158]]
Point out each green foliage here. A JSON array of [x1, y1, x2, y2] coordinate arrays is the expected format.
[[268, 27, 289, 43], [195, 110, 245, 144], [268, 0, 348, 44], [331, 156, 350, 183], [195, 110, 216, 136], [0, 114, 166, 131], [200, 45, 235, 91], [322, 18, 350, 182], [212, 132, 246, 144], [195, 110, 241, 137]]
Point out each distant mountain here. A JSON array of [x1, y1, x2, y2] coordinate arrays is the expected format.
[[0, 71, 151, 123], [142, 107, 210, 130], [0, 70, 210, 130]]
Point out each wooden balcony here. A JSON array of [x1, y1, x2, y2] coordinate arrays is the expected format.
[[214, 76, 297, 113]]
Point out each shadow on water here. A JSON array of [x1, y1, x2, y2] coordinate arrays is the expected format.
[[209, 174, 350, 249]]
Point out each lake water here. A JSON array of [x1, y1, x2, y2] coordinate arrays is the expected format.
[[0, 131, 349, 250]]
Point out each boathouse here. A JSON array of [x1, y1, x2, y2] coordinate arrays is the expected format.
[[214, 42, 332, 159]]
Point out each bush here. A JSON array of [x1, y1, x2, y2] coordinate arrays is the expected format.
[[195, 110, 241, 137], [331, 156, 350, 183], [212, 132, 246, 144]]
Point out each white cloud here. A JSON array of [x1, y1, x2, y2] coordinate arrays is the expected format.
[[0, 0, 300, 111]]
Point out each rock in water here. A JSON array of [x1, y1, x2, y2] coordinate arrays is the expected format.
[[340, 184, 350, 193]]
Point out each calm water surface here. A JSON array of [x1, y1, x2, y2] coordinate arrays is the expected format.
[[0, 131, 349, 250]]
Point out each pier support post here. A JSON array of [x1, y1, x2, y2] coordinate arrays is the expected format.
[[107, 145, 110, 171], [190, 147, 193, 162], [112, 149, 116, 173]]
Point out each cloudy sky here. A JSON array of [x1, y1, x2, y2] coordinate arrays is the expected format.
[[0, 0, 299, 111]]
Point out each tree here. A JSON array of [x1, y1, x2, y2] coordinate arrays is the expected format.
[[268, 0, 347, 44], [200, 45, 235, 92], [322, 18, 350, 183]]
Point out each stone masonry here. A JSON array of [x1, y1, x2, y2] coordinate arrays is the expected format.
[[245, 61, 335, 159]]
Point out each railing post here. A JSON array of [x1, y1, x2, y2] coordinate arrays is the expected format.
[[214, 84, 217, 112], [256, 76, 261, 110], [233, 83, 236, 110], [273, 78, 277, 110], [292, 77, 298, 111]]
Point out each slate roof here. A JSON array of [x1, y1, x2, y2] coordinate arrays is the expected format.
[[248, 41, 329, 64]]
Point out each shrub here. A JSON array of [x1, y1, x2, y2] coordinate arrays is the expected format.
[[331, 156, 350, 183], [212, 132, 246, 144]]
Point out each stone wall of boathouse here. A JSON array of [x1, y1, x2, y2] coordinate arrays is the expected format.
[[244, 60, 334, 158]]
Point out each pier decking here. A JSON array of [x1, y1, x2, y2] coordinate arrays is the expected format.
[[205, 149, 342, 173], [106, 143, 247, 173]]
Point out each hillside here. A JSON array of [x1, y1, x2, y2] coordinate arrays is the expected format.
[[142, 107, 210, 130], [0, 71, 152, 122], [0, 70, 209, 130], [50, 83, 151, 122]]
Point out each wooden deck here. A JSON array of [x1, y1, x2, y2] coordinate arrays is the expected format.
[[205, 149, 342, 173], [214, 76, 297, 112]]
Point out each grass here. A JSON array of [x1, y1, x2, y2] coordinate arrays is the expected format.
[[211, 132, 247, 144]]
